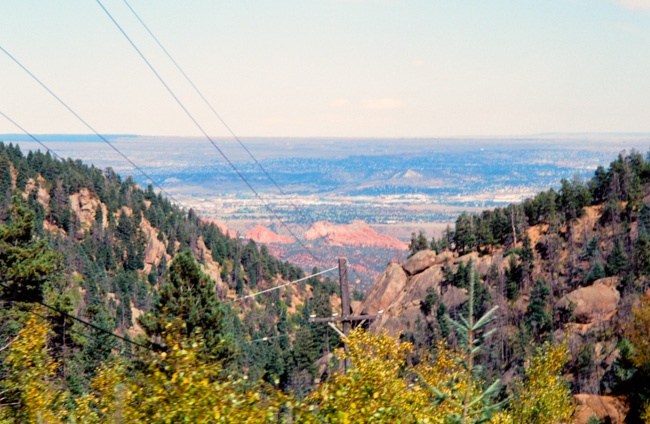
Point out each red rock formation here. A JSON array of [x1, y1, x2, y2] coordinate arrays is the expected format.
[[573, 394, 629, 424], [305, 220, 408, 251], [354, 263, 408, 317], [557, 280, 620, 325], [246, 225, 295, 244]]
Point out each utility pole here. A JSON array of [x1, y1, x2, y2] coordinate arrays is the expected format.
[[309, 258, 379, 372]]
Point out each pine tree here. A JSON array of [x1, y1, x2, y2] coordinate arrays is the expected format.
[[0, 157, 13, 195], [585, 262, 606, 285], [506, 254, 523, 301], [606, 239, 628, 276], [0, 195, 62, 303], [455, 213, 476, 253], [138, 250, 234, 362], [408, 231, 429, 256], [429, 266, 503, 424], [584, 235, 600, 259], [640, 203, 650, 234], [525, 279, 551, 338], [634, 230, 650, 276]]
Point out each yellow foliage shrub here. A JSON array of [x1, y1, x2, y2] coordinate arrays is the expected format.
[[0, 315, 67, 424]]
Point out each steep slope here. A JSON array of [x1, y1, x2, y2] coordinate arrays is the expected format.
[[0, 142, 342, 392], [357, 152, 650, 424]]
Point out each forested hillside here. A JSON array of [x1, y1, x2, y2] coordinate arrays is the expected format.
[[381, 150, 650, 423], [2, 142, 650, 423], [0, 142, 342, 395]]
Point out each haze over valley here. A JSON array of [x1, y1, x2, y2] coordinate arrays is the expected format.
[[5, 133, 650, 287]]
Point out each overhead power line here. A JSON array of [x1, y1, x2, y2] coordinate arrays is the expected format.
[[2, 299, 136, 358], [228, 266, 337, 304], [94, 0, 322, 264], [122, 0, 313, 231], [241, 334, 287, 345], [0, 110, 64, 162], [0, 45, 182, 206], [0, 281, 150, 351]]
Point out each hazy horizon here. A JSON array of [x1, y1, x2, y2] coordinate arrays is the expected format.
[[3, 1, 650, 138]]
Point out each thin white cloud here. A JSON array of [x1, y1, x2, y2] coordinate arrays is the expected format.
[[362, 98, 405, 110], [330, 98, 350, 108], [614, 0, 650, 10], [411, 59, 424, 66]]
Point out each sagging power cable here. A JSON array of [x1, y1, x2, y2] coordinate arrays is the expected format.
[[0, 281, 150, 351], [0, 44, 182, 207], [94, 0, 323, 264], [122, 0, 313, 231], [228, 266, 337, 304]]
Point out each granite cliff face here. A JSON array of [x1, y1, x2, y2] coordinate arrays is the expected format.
[[358, 249, 491, 336]]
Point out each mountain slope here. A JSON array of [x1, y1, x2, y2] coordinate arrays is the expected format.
[[0, 141, 342, 392]]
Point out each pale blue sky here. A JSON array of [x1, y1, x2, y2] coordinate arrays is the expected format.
[[1, 0, 650, 138]]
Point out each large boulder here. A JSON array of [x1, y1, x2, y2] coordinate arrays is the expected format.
[[403, 250, 453, 275], [441, 286, 468, 310], [573, 394, 628, 424], [557, 281, 620, 325], [387, 266, 444, 312], [355, 263, 408, 316]]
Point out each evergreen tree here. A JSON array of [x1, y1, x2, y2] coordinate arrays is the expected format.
[[525, 279, 551, 338], [437, 302, 450, 339], [506, 254, 523, 301], [634, 230, 650, 276], [606, 239, 628, 277], [0, 196, 62, 303], [585, 262, 606, 285], [408, 231, 429, 256], [138, 250, 234, 362], [601, 193, 622, 225], [640, 203, 650, 234], [584, 235, 600, 259], [454, 213, 476, 253], [429, 266, 503, 424], [0, 157, 13, 195]]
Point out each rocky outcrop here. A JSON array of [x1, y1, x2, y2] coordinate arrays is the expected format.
[[384, 266, 444, 315], [23, 177, 51, 207], [573, 394, 629, 424], [69, 188, 102, 230], [355, 263, 408, 316], [403, 250, 453, 275], [141, 218, 166, 272], [360, 249, 484, 335], [558, 280, 620, 325], [246, 225, 295, 244], [305, 221, 408, 251]]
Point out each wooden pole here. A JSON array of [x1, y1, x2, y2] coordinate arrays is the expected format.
[[307, 258, 380, 373], [338, 257, 351, 371]]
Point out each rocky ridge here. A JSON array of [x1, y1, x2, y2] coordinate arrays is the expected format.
[[356, 207, 635, 424]]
